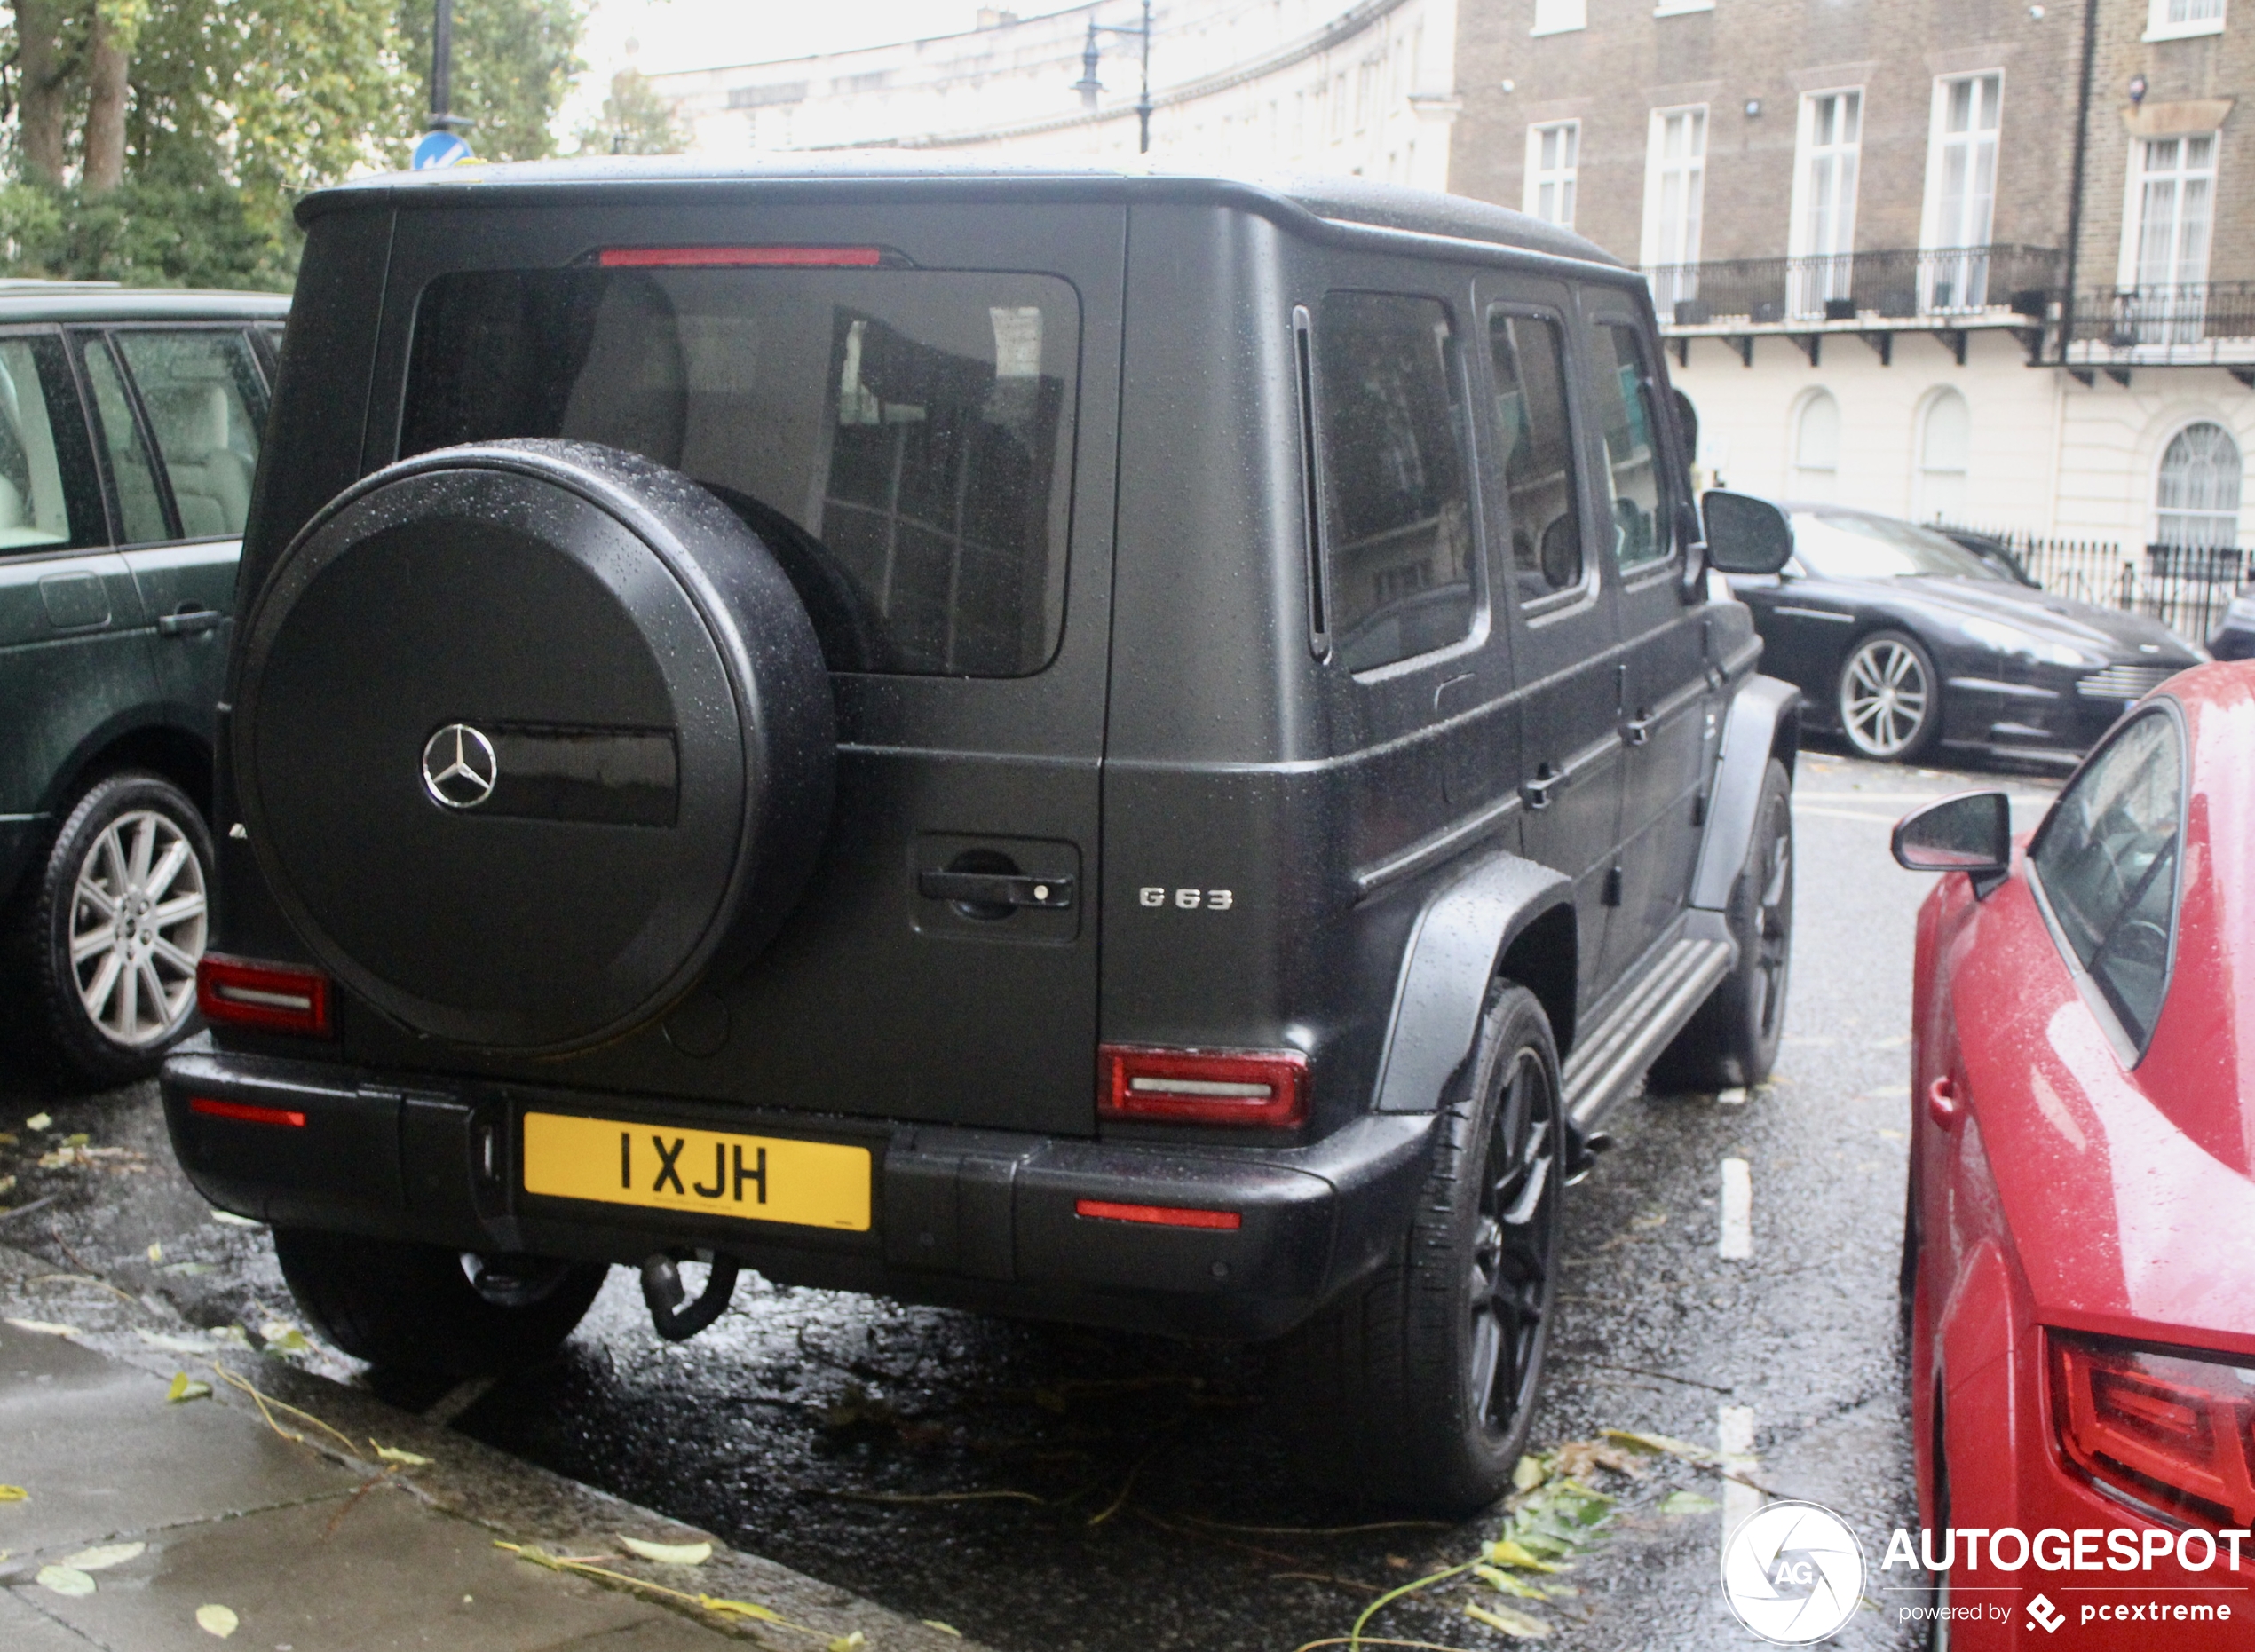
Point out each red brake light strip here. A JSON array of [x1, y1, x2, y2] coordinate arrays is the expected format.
[[189, 1096, 306, 1129]]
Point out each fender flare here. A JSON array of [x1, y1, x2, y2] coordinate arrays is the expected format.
[[1371, 850, 1572, 1113], [1690, 672, 1801, 912]]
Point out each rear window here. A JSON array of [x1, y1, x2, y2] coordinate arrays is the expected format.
[[400, 266, 1079, 676]]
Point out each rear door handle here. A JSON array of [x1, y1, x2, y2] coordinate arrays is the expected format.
[[1624, 708, 1658, 747], [156, 605, 223, 637], [1521, 768, 1564, 811], [917, 870, 1074, 910]]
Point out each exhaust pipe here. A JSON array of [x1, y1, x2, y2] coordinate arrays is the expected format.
[[639, 1250, 740, 1341]]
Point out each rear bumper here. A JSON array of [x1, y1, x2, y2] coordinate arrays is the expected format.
[[159, 1043, 1436, 1342]]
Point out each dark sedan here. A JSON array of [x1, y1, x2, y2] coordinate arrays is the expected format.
[[1725, 506, 2205, 765]]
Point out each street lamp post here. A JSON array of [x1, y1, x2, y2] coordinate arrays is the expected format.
[[1072, 0, 1155, 154], [430, 0, 463, 133]]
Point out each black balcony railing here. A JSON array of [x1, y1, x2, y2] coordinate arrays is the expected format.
[[2066, 282, 2255, 360], [1647, 245, 2063, 327], [1938, 521, 2242, 644]]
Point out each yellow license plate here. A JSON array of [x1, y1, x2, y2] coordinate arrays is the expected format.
[[521, 1111, 872, 1232]]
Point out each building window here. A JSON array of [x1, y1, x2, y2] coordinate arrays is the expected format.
[[2125, 134, 2216, 296], [1532, 0, 1586, 36], [2155, 422, 2243, 549], [1792, 391, 1841, 501], [1914, 390, 1970, 524], [1922, 74, 2003, 311], [1525, 122, 1579, 226], [1790, 90, 1862, 316], [2146, 0, 2226, 41], [1642, 106, 1707, 311]]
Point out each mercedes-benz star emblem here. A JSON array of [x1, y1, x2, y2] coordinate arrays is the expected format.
[[421, 723, 498, 810]]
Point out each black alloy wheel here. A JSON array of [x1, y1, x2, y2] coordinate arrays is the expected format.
[[1838, 629, 1942, 762], [1279, 983, 1563, 1511]]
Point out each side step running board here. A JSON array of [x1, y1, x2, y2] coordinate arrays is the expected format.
[[1562, 937, 1733, 1132]]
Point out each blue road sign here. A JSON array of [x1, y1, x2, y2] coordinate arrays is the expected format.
[[412, 130, 472, 170]]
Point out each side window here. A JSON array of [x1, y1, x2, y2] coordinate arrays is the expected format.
[[78, 338, 170, 545], [1486, 309, 1584, 604], [113, 330, 266, 540], [0, 335, 102, 551], [2030, 711, 2185, 1047], [1314, 290, 1477, 673], [1589, 321, 1674, 573]]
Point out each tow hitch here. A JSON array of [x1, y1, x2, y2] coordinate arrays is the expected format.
[[639, 1250, 740, 1341]]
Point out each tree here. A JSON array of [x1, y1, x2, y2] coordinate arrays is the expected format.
[[395, 0, 587, 164], [574, 66, 684, 157]]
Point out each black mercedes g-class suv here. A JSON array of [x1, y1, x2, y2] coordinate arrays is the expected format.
[[162, 158, 1799, 1512]]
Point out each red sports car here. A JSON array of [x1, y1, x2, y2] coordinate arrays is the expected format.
[[1891, 662, 2255, 1649]]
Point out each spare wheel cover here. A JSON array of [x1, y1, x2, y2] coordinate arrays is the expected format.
[[236, 439, 833, 1053]]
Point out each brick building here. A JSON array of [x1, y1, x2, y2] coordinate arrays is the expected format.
[[1446, 0, 2255, 570]]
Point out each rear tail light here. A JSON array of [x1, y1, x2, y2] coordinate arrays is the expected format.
[[188, 1096, 306, 1128], [2051, 1331, 2255, 1526], [1099, 1045, 1308, 1128], [1074, 1198, 1241, 1230], [596, 245, 888, 269], [196, 954, 332, 1037]]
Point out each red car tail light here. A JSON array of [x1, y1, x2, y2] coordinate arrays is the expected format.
[[1098, 1045, 1308, 1128], [596, 246, 887, 269], [196, 955, 332, 1037], [2051, 1331, 2255, 1526], [1074, 1198, 1241, 1230]]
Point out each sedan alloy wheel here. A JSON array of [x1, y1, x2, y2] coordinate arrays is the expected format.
[[1840, 631, 1939, 760], [71, 806, 209, 1048]]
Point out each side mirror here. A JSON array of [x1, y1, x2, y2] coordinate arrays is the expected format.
[[1891, 792, 2014, 898], [1702, 490, 1795, 575]]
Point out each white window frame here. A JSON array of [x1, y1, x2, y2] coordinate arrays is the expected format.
[[1919, 72, 2004, 312], [2154, 420, 2243, 550], [1642, 105, 1708, 308], [2146, 0, 2226, 42], [1524, 121, 1580, 227], [1532, 0, 1586, 36], [1913, 389, 1972, 525], [1792, 389, 1842, 502], [2120, 131, 2219, 292], [1788, 88, 1863, 316], [1654, 0, 1714, 12]]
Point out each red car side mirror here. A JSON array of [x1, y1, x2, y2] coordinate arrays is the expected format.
[[1892, 792, 2013, 899]]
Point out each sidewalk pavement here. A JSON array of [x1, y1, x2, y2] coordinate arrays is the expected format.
[[0, 1243, 985, 1652]]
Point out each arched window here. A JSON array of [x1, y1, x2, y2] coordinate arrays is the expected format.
[[1792, 391, 1840, 500], [2155, 422, 2243, 549], [1914, 390, 1970, 523]]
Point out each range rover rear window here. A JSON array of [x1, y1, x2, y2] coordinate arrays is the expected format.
[[400, 266, 1079, 677]]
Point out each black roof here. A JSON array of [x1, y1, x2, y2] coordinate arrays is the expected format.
[[296, 154, 1623, 272], [0, 280, 289, 322]]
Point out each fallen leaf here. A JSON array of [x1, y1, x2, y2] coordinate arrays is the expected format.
[[0, 1486, 27, 1502], [698, 1597, 783, 1624], [1511, 1454, 1547, 1491], [0, 1131, 17, 1144], [1466, 1599, 1552, 1638], [1551, 1438, 1649, 1481], [1601, 1428, 1719, 1466], [139, 1331, 209, 1355], [168, 1372, 213, 1403], [1484, 1538, 1563, 1572], [63, 1132, 90, 1148], [146, 1243, 163, 1263], [210, 1210, 260, 1227], [0, 1176, 14, 1196], [209, 1325, 251, 1347], [372, 1443, 431, 1466], [922, 1623, 963, 1638], [1658, 1490, 1719, 1515], [36, 1564, 96, 1597], [620, 1536, 711, 1566], [1474, 1562, 1551, 1601], [195, 1602, 239, 1638], [66, 1542, 145, 1571], [259, 1324, 310, 1354], [5, 1318, 80, 1338], [827, 1636, 867, 1651], [24, 1112, 51, 1131]]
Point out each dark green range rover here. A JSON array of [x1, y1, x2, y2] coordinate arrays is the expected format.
[[0, 282, 288, 1084]]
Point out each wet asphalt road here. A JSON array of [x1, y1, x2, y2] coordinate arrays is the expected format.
[[0, 746, 2063, 1652]]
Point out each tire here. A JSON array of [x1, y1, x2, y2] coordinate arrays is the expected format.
[[1278, 983, 1564, 1512], [273, 1228, 607, 1379], [12, 771, 213, 1088], [1838, 629, 1942, 762], [1649, 758, 1792, 1094]]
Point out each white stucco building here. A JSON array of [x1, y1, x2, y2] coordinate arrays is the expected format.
[[646, 1, 1463, 191]]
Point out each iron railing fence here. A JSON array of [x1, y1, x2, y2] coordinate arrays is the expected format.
[[1935, 521, 2243, 646], [1647, 246, 2063, 326], [2065, 281, 2255, 360]]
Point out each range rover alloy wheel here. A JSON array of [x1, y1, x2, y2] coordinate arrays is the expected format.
[[1839, 630, 1941, 762], [20, 771, 213, 1086], [1282, 984, 1563, 1511], [234, 440, 834, 1054]]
